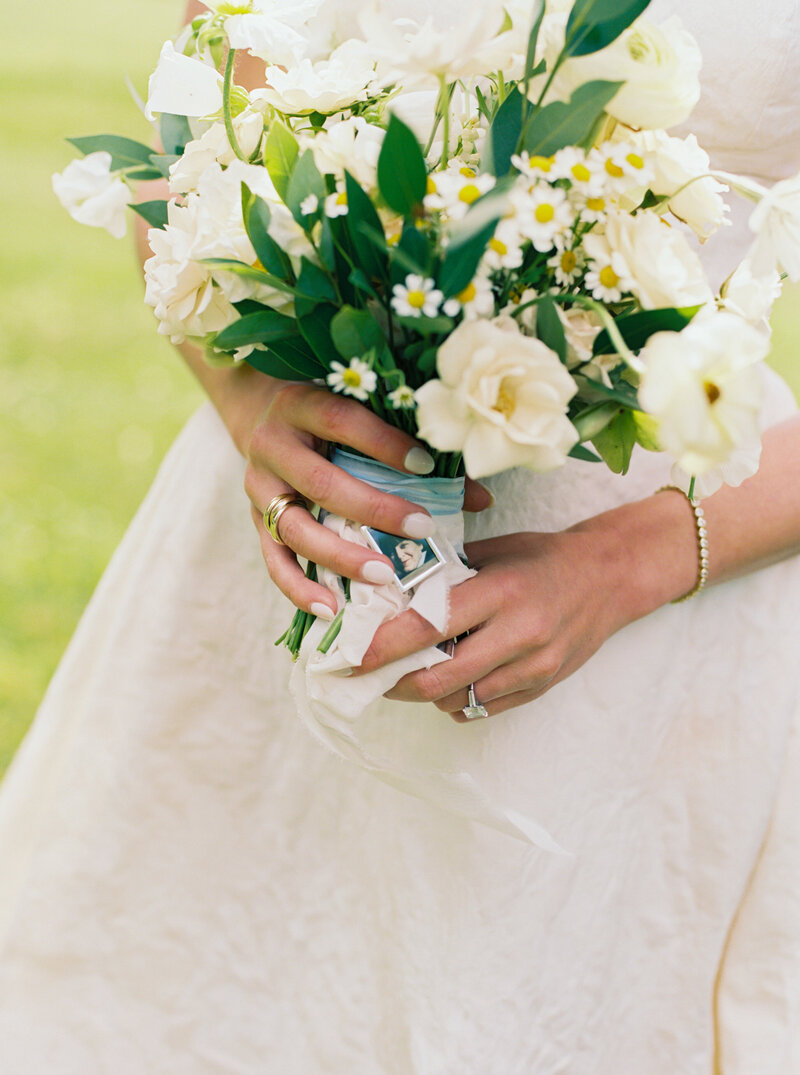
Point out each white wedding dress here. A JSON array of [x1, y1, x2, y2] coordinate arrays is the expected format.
[[2, 3, 800, 1072]]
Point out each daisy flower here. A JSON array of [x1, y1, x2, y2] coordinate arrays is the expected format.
[[511, 152, 556, 180], [514, 183, 573, 253], [324, 189, 348, 218], [548, 241, 585, 287], [326, 357, 377, 401], [593, 143, 653, 193], [442, 275, 495, 320], [578, 193, 611, 224], [482, 220, 525, 271], [392, 275, 444, 318], [387, 384, 417, 409], [552, 147, 604, 194]]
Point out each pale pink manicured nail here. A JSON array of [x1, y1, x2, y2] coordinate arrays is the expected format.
[[311, 602, 336, 622], [402, 512, 435, 539], [404, 447, 435, 475], [362, 561, 396, 585]]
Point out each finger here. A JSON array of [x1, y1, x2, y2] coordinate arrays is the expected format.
[[463, 478, 494, 513], [250, 505, 338, 620], [448, 687, 539, 722], [384, 626, 514, 703], [278, 384, 436, 477]]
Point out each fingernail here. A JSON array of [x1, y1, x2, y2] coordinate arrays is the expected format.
[[404, 447, 435, 475], [402, 512, 435, 539], [311, 602, 336, 622], [479, 484, 495, 509], [362, 560, 396, 585]]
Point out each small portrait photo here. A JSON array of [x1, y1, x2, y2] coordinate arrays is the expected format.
[[360, 527, 447, 592]]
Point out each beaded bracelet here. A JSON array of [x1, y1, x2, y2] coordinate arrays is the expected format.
[[656, 486, 710, 603]]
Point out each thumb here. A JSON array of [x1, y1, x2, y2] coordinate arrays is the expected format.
[[463, 478, 495, 513]]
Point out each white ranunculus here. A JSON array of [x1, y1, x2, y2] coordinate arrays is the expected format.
[[145, 41, 223, 120], [548, 15, 701, 130], [748, 172, 800, 282], [597, 209, 714, 311], [555, 305, 604, 368], [414, 318, 578, 478], [310, 116, 385, 188], [52, 152, 131, 239], [719, 257, 782, 330], [169, 111, 265, 194], [638, 312, 768, 475], [359, 0, 510, 85], [670, 436, 762, 498], [261, 39, 375, 115], [629, 130, 729, 240]]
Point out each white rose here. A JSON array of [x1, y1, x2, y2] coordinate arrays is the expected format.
[[549, 16, 701, 130], [52, 152, 131, 239], [638, 312, 768, 475], [748, 172, 800, 282], [414, 318, 578, 478], [628, 130, 729, 240], [555, 305, 604, 368], [594, 209, 714, 311], [261, 39, 375, 115], [310, 116, 385, 188], [145, 41, 222, 120]]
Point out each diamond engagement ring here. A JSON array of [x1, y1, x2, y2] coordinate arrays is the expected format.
[[462, 684, 489, 720]]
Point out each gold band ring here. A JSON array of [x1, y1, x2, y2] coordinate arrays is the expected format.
[[262, 493, 308, 546]]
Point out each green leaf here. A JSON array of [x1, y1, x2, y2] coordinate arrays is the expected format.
[[330, 306, 387, 361], [285, 149, 327, 227], [213, 310, 299, 350], [145, 154, 179, 179], [377, 114, 427, 217], [263, 120, 299, 203], [344, 172, 389, 285], [395, 315, 455, 337], [159, 113, 193, 157], [564, 0, 651, 57], [202, 258, 299, 297], [524, 0, 547, 81], [246, 336, 327, 380], [241, 185, 292, 278], [297, 257, 337, 304], [485, 87, 524, 177], [592, 306, 700, 355], [67, 134, 157, 171], [572, 401, 620, 440], [438, 201, 504, 297], [536, 295, 567, 363], [632, 409, 661, 452], [573, 374, 640, 409], [569, 443, 602, 463], [392, 225, 433, 282], [521, 80, 622, 157], [591, 408, 637, 474], [297, 302, 338, 364], [129, 199, 169, 230]]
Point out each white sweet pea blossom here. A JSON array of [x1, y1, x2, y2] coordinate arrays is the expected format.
[[224, 9, 311, 66], [414, 318, 578, 478], [589, 210, 714, 311], [261, 39, 375, 114], [169, 111, 265, 195], [145, 41, 223, 120], [392, 275, 443, 318], [327, 358, 377, 401], [638, 312, 769, 475], [52, 152, 130, 239], [748, 172, 800, 281], [310, 116, 385, 188], [547, 15, 701, 130]]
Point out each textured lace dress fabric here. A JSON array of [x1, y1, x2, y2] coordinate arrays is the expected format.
[[2, 3, 800, 1072]]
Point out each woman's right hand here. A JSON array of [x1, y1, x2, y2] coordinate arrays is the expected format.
[[238, 375, 492, 620]]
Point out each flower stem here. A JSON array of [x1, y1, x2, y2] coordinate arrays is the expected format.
[[223, 48, 248, 163]]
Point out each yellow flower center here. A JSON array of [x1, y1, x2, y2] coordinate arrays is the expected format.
[[407, 290, 427, 309], [529, 155, 553, 172], [493, 384, 516, 419], [560, 250, 577, 273], [342, 369, 362, 387], [605, 160, 624, 178], [571, 163, 592, 183], [457, 282, 477, 304], [459, 183, 482, 204], [426, 176, 437, 195], [599, 266, 620, 289], [626, 152, 645, 170], [586, 196, 606, 212], [459, 166, 477, 178], [336, 191, 348, 206], [704, 381, 721, 404], [535, 203, 555, 223], [489, 237, 508, 256]]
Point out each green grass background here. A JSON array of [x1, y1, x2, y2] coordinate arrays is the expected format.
[[1, 1, 799, 775]]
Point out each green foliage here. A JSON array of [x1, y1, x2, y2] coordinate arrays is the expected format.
[[330, 306, 387, 361], [286, 149, 327, 227], [244, 337, 326, 380], [344, 171, 389, 285], [213, 310, 299, 350], [377, 114, 427, 217], [159, 113, 193, 157], [593, 306, 699, 355], [521, 80, 622, 156], [438, 201, 504, 296], [241, 185, 292, 278], [130, 199, 168, 230], [485, 88, 524, 177], [591, 408, 637, 473], [563, 0, 651, 57], [263, 120, 299, 202], [536, 295, 567, 362], [67, 132, 156, 170]]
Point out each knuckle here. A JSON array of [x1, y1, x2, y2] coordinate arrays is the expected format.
[[414, 666, 447, 704], [532, 650, 562, 684], [304, 461, 335, 505], [318, 393, 355, 440]]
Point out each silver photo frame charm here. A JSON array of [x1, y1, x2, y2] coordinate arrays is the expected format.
[[360, 526, 447, 592]]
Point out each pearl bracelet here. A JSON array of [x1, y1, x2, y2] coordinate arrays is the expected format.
[[656, 485, 710, 603]]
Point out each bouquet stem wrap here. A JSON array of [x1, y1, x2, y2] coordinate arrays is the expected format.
[[289, 451, 564, 852]]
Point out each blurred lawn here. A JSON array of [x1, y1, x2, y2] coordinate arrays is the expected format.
[[1, 3, 799, 776]]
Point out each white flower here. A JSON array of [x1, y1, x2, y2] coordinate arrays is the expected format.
[[327, 357, 377, 401], [548, 241, 584, 287], [442, 276, 495, 320], [388, 384, 417, 409], [424, 169, 496, 221], [261, 39, 375, 115], [548, 15, 701, 130], [224, 11, 309, 66], [145, 41, 223, 120], [748, 172, 800, 282], [583, 229, 634, 303], [670, 437, 762, 499], [630, 130, 729, 241], [414, 318, 578, 478], [551, 146, 604, 194], [310, 116, 385, 188], [52, 152, 130, 239], [481, 223, 525, 271], [324, 189, 349, 217], [720, 257, 782, 330], [555, 305, 604, 369], [169, 111, 265, 195], [513, 182, 573, 252], [588, 210, 714, 311], [638, 312, 769, 475], [593, 142, 653, 196], [391, 86, 476, 164], [300, 194, 319, 216], [392, 275, 443, 318]]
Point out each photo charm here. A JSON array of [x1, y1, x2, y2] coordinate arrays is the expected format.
[[360, 527, 447, 592]]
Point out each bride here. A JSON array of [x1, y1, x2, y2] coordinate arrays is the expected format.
[[1, 0, 800, 1071]]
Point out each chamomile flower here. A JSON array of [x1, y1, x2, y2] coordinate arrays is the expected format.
[[392, 275, 444, 318], [578, 193, 611, 224], [511, 152, 556, 180], [424, 170, 495, 221], [548, 241, 585, 287], [387, 384, 417, 409], [515, 183, 573, 252], [552, 147, 604, 194], [482, 220, 525, 271], [594, 143, 653, 193], [442, 275, 495, 320], [324, 189, 348, 218], [300, 194, 319, 216], [326, 357, 377, 401]]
